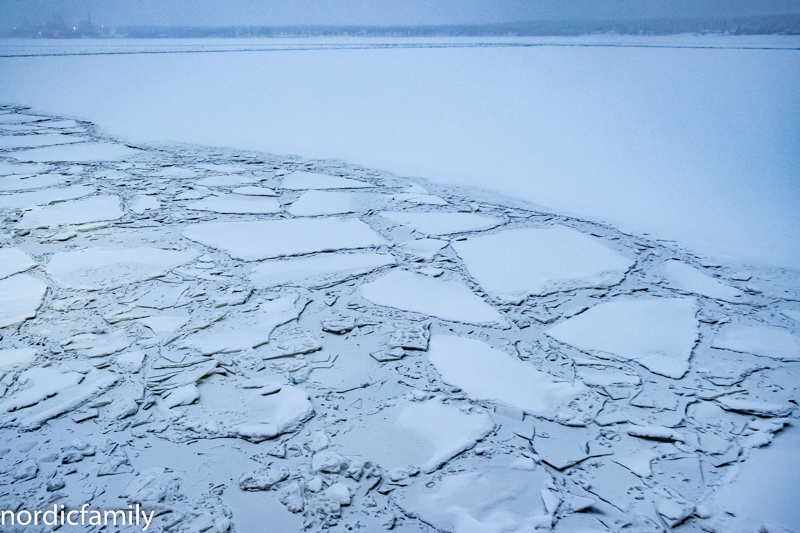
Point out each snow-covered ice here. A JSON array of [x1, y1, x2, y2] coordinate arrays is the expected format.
[[659, 259, 746, 302], [381, 211, 501, 235], [0, 134, 89, 149], [711, 322, 800, 361], [10, 142, 141, 162], [250, 252, 395, 289], [452, 226, 634, 303], [0, 184, 95, 209], [17, 194, 123, 228], [0, 247, 36, 279], [287, 190, 366, 216], [186, 193, 281, 214], [279, 171, 373, 190], [0, 274, 47, 328]]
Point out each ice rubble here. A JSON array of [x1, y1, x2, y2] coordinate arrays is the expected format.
[[250, 252, 395, 289], [360, 270, 505, 325], [17, 194, 123, 228], [381, 211, 501, 235], [428, 336, 586, 415], [1, 107, 798, 533], [452, 226, 634, 303], [10, 142, 141, 162], [183, 218, 387, 261], [279, 171, 373, 189], [46, 247, 199, 290], [0, 274, 47, 328], [548, 297, 699, 378]]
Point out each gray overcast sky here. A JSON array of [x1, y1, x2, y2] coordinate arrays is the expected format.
[[2, 0, 799, 27]]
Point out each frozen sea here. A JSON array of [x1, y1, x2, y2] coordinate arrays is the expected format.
[[1, 35, 799, 269], [0, 36, 799, 533]]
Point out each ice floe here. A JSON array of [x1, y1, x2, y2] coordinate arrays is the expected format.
[[0, 185, 95, 209], [183, 218, 387, 261], [187, 193, 281, 214], [711, 322, 800, 361], [381, 211, 501, 235], [280, 171, 373, 189], [195, 174, 258, 187], [251, 252, 395, 289], [428, 336, 586, 415], [10, 142, 140, 162], [232, 185, 277, 196], [548, 297, 699, 378], [659, 259, 746, 302], [360, 270, 505, 325], [452, 226, 634, 303], [0, 247, 36, 279], [17, 194, 123, 228], [287, 190, 368, 216], [0, 274, 47, 328], [46, 247, 198, 290], [0, 134, 89, 150]]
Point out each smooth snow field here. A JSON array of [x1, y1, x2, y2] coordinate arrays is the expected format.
[[0, 36, 799, 533], [0, 36, 799, 268]]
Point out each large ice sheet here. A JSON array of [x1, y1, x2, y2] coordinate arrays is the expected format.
[[428, 335, 586, 415], [453, 226, 633, 302], [0, 274, 47, 328], [659, 260, 745, 302], [0, 185, 94, 209], [186, 194, 281, 214], [178, 296, 299, 355], [10, 142, 140, 162], [17, 195, 123, 228], [396, 458, 552, 533], [46, 247, 198, 290], [0, 248, 36, 279], [279, 171, 372, 190], [547, 297, 699, 378], [711, 322, 800, 361], [381, 211, 501, 235], [334, 398, 493, 472], [360, 270, 505, 325], [0, 134, 88, 149], [250, 252, 395, 289], [182, 218, 387, 261], [195, 175, 257, 187], [287, 190, 364, 216]]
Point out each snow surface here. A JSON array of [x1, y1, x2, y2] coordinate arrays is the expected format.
[[183, 218, 387, 261], [360, 270, 505, 325], [453, 226, 634, 303], [547, 297, 699, 378]]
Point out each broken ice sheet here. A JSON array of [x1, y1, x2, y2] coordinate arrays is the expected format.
[[250, 252, 395, 289], [395, 457, 553, 533], [334, 397, 493, 472], [360, 270, 505, 325], [183, 218, 387, 261], [186, 193, 281, 214], [710, 321, 800, 361], [46, 247, 198, 290], [279, 171, 373, 189], [10, 142, 141, 162], [380, 211, 501, 235], [0, 273, 47, 328], [452, 226, 634, 303], [17, 194, 123, 229], [0, 247, 36, 279], [177, 295, 299, 354], [659, 259, 746, 302], [428, 336, 586, 416], [547, 297, 699, 379]]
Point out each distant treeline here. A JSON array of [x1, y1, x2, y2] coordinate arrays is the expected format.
[[5, 13, 800, 39]]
